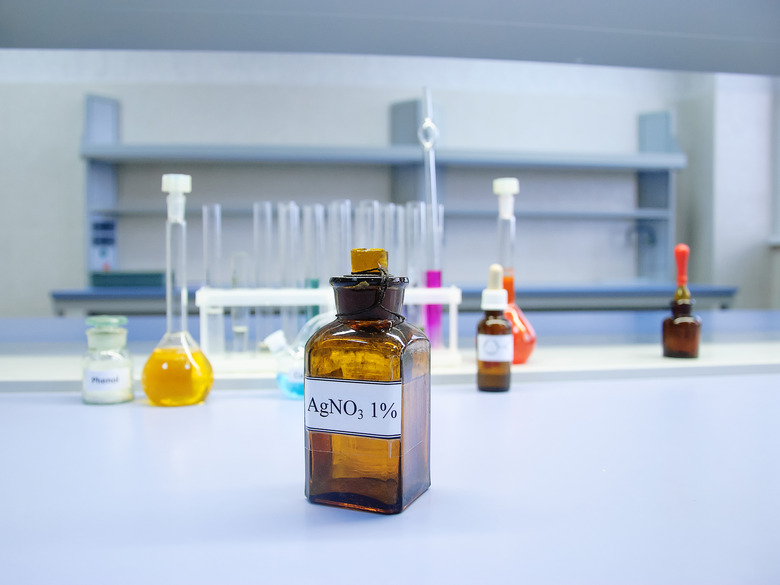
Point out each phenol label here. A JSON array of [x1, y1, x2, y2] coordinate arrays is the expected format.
[[477, 334, 514, 363], [305, 377, 402, 439], [83, 369, 131, 393]]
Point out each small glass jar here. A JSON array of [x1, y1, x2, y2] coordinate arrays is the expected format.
[[82, 315, 134, 404]]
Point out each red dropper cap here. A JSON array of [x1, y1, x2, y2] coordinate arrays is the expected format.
[[675, 243, 690, 287]]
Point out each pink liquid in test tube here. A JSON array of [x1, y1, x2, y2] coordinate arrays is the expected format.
[[425, 269, 443, 348]]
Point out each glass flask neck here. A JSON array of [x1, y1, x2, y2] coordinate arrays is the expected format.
[[498, 215, 515, 274], [166, 219, 188, 336]]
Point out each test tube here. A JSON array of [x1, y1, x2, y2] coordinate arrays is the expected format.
[[253, 201, 276, 348], [278, 201, 302, 343], [354, 200, 383, 250], [302, 204, 327, 320], [417, 88, 444, 349], [230, 251, 252, 354], [202, 204, 225, 355], [383, 203, 406, 276], [405, 201, 427, 330], [425, 203, 444, 349], [327, 199, 352, 277]]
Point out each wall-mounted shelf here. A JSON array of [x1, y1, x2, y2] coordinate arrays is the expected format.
[[80, 94, 687, 301]]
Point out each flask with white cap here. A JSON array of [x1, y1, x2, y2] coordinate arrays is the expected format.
[[476, 264, 513, 392], [493, 177, 536, 364], [141, 174, 214, 407]]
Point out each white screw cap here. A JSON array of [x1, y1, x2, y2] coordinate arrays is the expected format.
[[493, 177, 519, 220], [162, 174, 191, 222], [493, 177, 519, 196], [162, 174, 192, 194]]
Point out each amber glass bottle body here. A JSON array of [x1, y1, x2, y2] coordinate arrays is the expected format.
[[305, 275, 431, 514], [663, 301, 701, 358], [477, 310, 512, 392]]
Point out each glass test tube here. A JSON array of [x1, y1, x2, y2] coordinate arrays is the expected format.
[[278, 201, 302, 343], [405, 201, 427, 330], [302, 204, 327, 320], [202, 204, 225, 355], [253, 201, 276, 349], [230, 251, 252, 354], [327, 199, 352, 277], [425, 203, 444, 348], [383, 203, 406, 277], [354, 200, 383, 250]]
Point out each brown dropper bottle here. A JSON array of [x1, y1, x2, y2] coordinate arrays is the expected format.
[[663, 243, 701, 358], [477, 264, 513, 391], [304, 248, 431, 514]]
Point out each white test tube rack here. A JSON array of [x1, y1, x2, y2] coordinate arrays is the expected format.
[[195, 286, 463, 365]]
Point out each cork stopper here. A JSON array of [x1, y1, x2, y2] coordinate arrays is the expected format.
[[350, 248, 388, 274]]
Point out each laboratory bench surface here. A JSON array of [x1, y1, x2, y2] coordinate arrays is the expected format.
[[1, 311, 779, 584]]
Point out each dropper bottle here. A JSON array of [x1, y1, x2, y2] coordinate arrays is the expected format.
[[477, 264, 513, 392], [142, 174, 214, 406], [494, 177, 536, 364], [662, 243, 701, 358]]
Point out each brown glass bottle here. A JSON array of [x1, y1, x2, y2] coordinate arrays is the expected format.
[[304, 249, 431, 514], [477, 310, 513, 391], [663, 243, 701, 358], [663, 300, 701, 358], [477, 264, 513, 391]]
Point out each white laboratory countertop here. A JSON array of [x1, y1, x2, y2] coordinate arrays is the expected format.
[[1, 373, 779, 584]]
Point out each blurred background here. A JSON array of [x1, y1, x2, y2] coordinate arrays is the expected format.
[[1, 0, 778, 317]]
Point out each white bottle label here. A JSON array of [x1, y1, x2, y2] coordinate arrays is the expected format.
[[477, 334, 514, 363], [83, 368, 131, 393], [305, 377, 402, 439]]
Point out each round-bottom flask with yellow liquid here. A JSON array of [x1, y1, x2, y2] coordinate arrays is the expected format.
[[142, 331, 213, 406]]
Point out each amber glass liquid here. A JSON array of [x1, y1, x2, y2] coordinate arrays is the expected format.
[[663, 317, 701, 358], [663, 300, 701, 358], [305, 319, 430, 514], [142, 347, 214, 406], [477, 311, 512, 392]]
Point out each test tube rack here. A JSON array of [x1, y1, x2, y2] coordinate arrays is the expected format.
[[195, 285, 463, 365]]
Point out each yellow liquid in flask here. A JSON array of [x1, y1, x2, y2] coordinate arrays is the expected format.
[[142, 347, 214, 406]]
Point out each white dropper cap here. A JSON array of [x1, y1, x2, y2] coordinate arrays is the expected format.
[[493, 177, 519, 220], [481, 264, 508, 311], [162, 174, 192, 222]]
